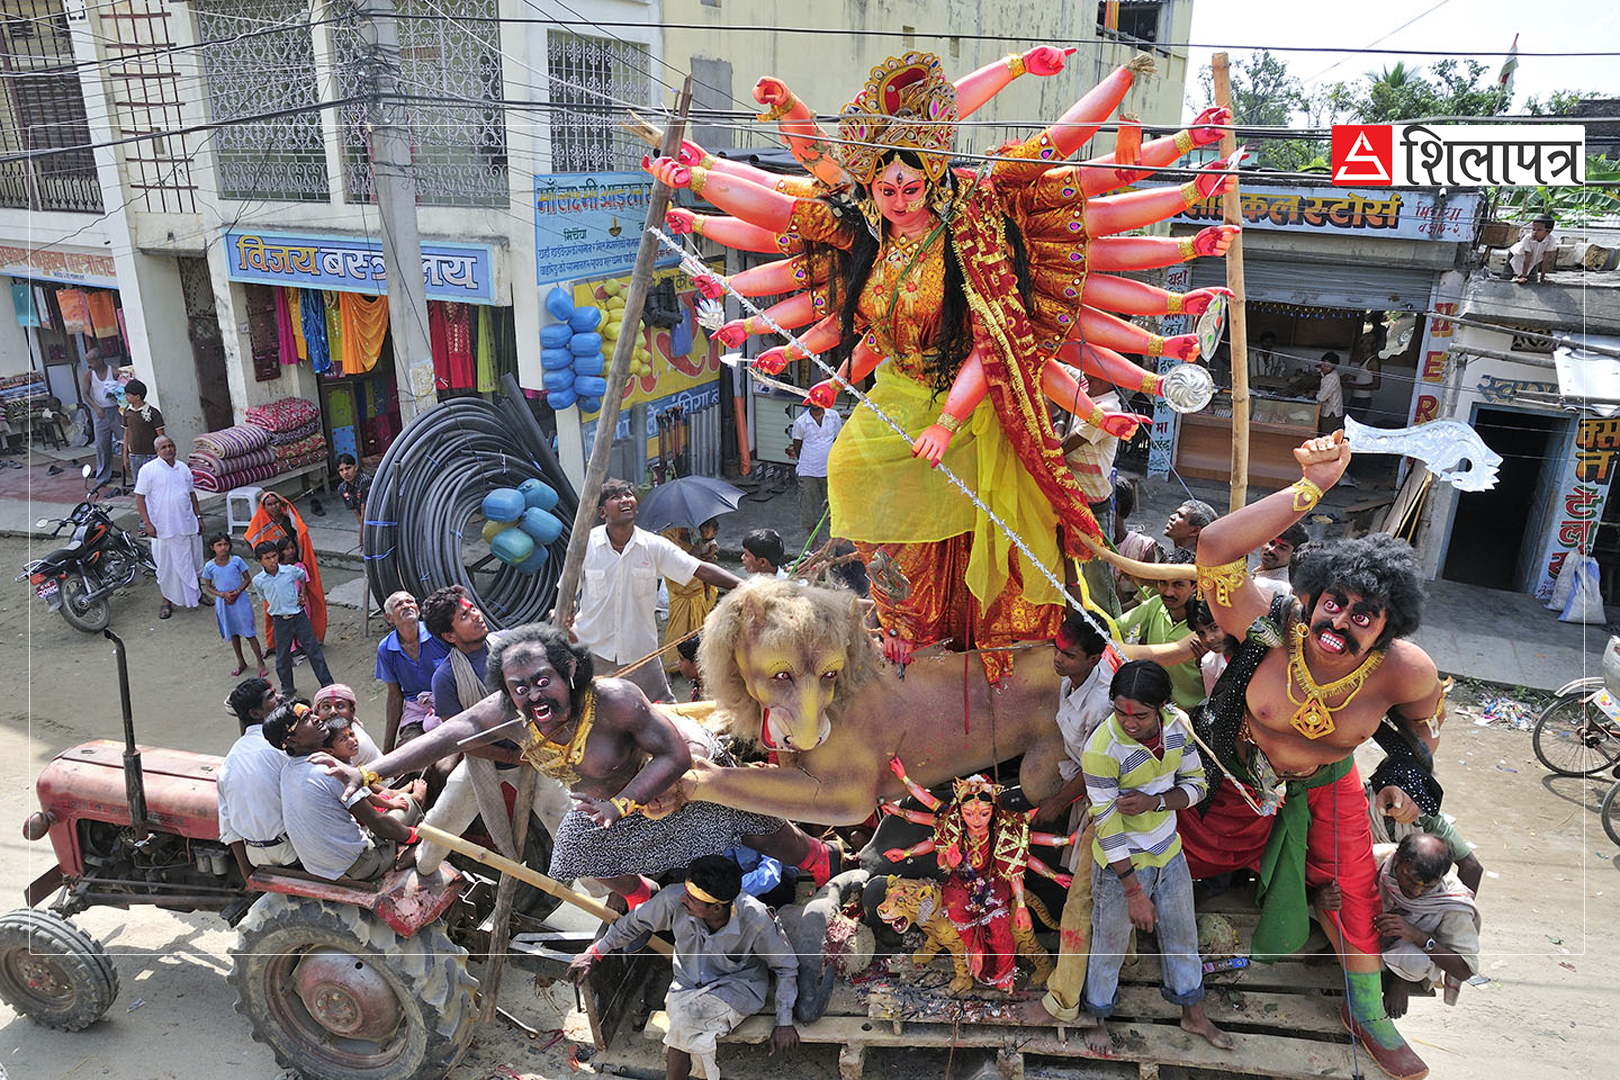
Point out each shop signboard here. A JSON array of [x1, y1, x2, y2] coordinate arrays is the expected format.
[[223, 230, 495, 303], [1532, 416, 1620, 600], [1171, 185, 1480, 243], [575, 261, 724, 451], [534, 171, 677, 286], [0, 244, 118, 288], [1405, 271, 1466, 428], [1147, 264, 1192, 478]]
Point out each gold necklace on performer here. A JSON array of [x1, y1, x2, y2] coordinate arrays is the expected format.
[[1285, 623, 1384, 740]]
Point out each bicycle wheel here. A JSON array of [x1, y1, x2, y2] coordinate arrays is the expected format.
[[1601, 780, 1620, 848], [1532, 689, 1620, 777]]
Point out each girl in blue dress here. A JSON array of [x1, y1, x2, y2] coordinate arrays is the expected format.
[[200, 533, 268, 677]]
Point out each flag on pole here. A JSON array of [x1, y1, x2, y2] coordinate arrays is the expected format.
[[1497, 33, 1519, 96]]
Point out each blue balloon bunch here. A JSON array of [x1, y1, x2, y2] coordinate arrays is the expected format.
[[540, 286, 609, 413]]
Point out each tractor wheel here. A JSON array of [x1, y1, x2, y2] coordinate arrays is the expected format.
[[0, 908, 119, 1030], [228, 893, 478, 1080]]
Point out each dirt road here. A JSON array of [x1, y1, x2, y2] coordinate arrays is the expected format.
[[0, 534, 1613, 1078]]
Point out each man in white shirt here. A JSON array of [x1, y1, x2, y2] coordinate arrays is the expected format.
[[1253, 522, 1307, 598], [133, 435, 203, 619], [788, 393, 843, 536], [1509, 215, 1556, 283], [572, 479, 741, 703], [218, 678, 295, 876], [1315, 353, 1345, 436]]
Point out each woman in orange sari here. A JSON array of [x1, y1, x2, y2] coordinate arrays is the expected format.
[[246, 490, 327, 646]]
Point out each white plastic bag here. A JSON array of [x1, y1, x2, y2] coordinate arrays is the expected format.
[[1547, 556, 1580, 612], [1558, 555, 1607, 625]]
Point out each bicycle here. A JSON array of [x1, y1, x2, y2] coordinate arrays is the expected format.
[[1531, 677, 1620, 777]]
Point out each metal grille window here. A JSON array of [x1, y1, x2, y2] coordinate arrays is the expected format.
[[195, 0, 328, 202], [103, 0, 195, 213], [0, 0, 102, 213], [547, 32, 652, 174], [333, 0, 507, 207]]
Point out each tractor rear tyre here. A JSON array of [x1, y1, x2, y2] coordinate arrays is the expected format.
[[0, 908, 119, 1030], [228, 893, 477, 1080]]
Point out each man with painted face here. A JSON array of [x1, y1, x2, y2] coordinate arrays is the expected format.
[[321, 622, 839, 907], [1184, 431, 1444, 1080]]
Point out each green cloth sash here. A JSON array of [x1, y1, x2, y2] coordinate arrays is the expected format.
[[1252, 755, 1353, 962]]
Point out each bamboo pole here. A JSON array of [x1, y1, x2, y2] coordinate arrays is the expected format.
[[552, 77, 695, 629], [418, 822, 673, 958], [1210, 53, 1251, 514], [478, 77, 693, 1017]]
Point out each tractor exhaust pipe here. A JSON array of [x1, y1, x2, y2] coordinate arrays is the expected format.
[[103, 629, 148, 837]]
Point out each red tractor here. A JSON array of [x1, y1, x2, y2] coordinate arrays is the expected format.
[[2, 630, 561, 1080]]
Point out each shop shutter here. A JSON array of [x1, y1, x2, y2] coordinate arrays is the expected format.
[[1190, 258, 1436, 312]]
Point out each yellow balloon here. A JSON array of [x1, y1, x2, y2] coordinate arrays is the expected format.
[[601, 280, 623, 297]]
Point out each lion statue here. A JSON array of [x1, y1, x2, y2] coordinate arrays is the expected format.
[[687, 576, 1072, 826], [875, 876, 1054, 995]]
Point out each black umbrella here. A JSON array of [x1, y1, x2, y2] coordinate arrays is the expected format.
[[635, 475, 748, 532]]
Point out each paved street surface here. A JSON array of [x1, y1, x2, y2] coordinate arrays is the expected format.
[[1, 526, 1616, 1079]]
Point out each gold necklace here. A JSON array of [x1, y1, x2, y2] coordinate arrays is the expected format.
[[1284, 623, 1384, 739]]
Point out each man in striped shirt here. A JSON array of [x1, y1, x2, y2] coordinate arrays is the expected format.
[[1080, 660, 1233, 1056]]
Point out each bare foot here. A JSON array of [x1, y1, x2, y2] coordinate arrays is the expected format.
[[1083, 1019, 1115, 1056], [257, 666, 270, 677], [1181, 1004, 1236, 1049], [1383, 969, 1413, 1019]]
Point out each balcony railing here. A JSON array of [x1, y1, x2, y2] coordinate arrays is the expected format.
[[0, 161, 104, 214]]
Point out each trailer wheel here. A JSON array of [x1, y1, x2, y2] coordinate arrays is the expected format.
[[229, 893, 477, 1080], [0, 908, 119, 1030]]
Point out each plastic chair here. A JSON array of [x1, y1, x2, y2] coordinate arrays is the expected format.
[[227, 485, 265, 533]]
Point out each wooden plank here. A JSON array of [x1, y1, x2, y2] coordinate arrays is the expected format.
[[648, 1012, 1363, 1080], [1123, 955, 1343, 992]]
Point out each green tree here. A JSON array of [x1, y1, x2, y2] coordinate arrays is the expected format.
[[1352, 59, 1509, 122], [1198, 50, 1322, 171]]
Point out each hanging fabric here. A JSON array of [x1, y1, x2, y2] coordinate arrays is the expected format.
[[288, 290, 309, 362], [273, 288, 300, 364], [474, 303, 498, 392], [301, 289, 330, 374], [442, 301, 474, 389], [496, 305, 518, 381], [33, 285, 55, 330], [11, 282, 38, 327], [56, 289, 91, 335], [338, 292, 389, 374], [428, 300, 451, 389], [86, 291, 118, 338], [324, 290, 345, 374]]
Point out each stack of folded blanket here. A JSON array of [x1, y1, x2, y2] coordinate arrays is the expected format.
[[245, 397, 327, 474], [189, 425, 277, 492]]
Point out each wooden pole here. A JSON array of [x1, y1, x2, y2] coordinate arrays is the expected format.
[[475, 77, 693, 1021], [1211, 53, 1251, 514], [553, 77, 696, 629], [417, 823, 673, 958]]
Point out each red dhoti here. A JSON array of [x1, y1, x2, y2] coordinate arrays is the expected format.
[[1176, 761, 1380, 956]]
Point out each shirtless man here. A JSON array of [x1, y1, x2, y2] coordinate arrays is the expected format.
[[321, 622, 837, 906], [1181, 432, 1442, 1080]]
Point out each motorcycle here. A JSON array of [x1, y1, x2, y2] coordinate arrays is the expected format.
[[16, 465, 154, 632]]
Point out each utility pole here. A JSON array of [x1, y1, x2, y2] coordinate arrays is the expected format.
[[358, 0, 436, 422], [1211, 53, 1251, 513]]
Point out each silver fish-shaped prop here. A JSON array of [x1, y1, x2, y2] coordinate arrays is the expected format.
[[1343, 415, 1502, 491]]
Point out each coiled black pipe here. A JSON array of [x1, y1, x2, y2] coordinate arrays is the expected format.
[[362, 375, 579, 629]]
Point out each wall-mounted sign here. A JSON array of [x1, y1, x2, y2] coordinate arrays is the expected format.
[[0, 244, 118, 288], [534, 171, 677, 286], [224, 230, 496, 303], [1173, 185, 1481, 243]]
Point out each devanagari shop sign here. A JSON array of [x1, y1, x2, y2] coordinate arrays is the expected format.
[[1174, 185, 1480, 243], [224, 231, 496, 303], [534, 171, 676, 286], [1332, 124, 1585, 188]]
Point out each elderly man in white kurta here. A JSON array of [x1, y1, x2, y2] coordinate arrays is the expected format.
[[133, 435, 203, 619]]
